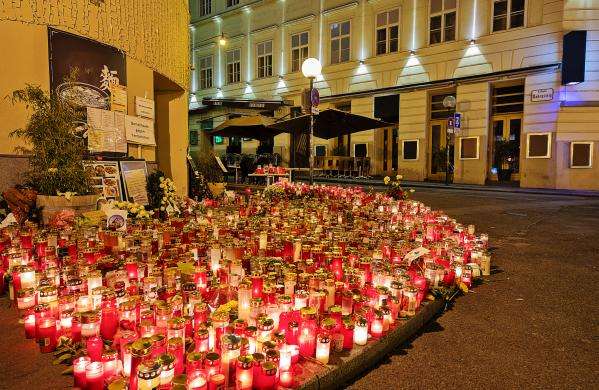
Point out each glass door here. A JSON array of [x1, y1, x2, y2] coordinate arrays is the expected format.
[[489, 114, 521, 182], [428, 120, 453, 181]]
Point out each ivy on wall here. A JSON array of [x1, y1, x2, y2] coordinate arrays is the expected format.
[[0, 0, 189, 90]]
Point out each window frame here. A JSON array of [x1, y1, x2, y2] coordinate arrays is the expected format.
[[375, 8, 401, 56], [198, 55, 213, 90], [226, 0, 239, 8], [199, 0, 211, 17], [256, 40, 273, 79], [225, 48, 241, 85], [491, 0, 527, 33], [526, 132, 552, 159], [428, 0, 458, 46], [570, 141, 593, 168], [330, 20, 352, 65], [290, 31, 310, 73], [315, 145, 327, 157], [401, 139, 420, 161], [458, 136, 480, 160]]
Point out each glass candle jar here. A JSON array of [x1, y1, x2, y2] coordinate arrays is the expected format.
[[87, 335, 103, 362], [235, 355, 254, 390], [129, 338, 153, 390], [256, 361, 277, 390], [167, 317, 186, 341], [16, 287, 36, 310], [299, 307, 317, 357], [80, 310, 101, 339], [402, 287, 418, 317], [73, 356, 91, 389], [36, 317, 57, 353], [102, 349, 118, 379], [23, 309, 36, 339], [294, 290, 308, 310], [237, 282, 252, 322], [316, 333, 331, 364], [138, 360, 162, 390], [370, 310, 384, 339], [221, 334, 242, 387], [188, 371, 208, 390], [353, 317, 368, 346], [85, 361, 104, 390], [204, 351, 221, 378], [158, 353, 176, 387], [167, 337, 185, 375]]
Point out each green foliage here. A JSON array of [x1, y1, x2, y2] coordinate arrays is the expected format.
[[147, 170, 166, 210], [10, 81, 92, 195]]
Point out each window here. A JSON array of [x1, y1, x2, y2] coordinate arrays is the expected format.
[[570, 142, 593, 168], [459, 137, 479, 159], [526, 133, 551, 158], [492, 84, 524, 114], [429, 0, 456, 44], [291, 32, 309, 72], [402, 140, 419, 160], [330, 21, 350, 64], [315, 145, 327, 156], [190, 130, 199, 146], [430, 92, 456, 120], [376, 9, 400, 55], [227, 0, 239, 7], [226, 49, 241, 84], [354, 143, 368, 157], [199, 0, 211, 17], [256, 41, 273, 78], [199, 56, 213, 89], [493, 0, 525, 32]]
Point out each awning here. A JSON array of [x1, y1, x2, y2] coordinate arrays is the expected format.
[[269, 108, 394, 139], [201, 97, 294, 110], [206, 115, 289, 139]]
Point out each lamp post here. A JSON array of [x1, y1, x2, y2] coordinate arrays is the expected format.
[[442, 95, 456, 185], [301, 58, 322, 185]]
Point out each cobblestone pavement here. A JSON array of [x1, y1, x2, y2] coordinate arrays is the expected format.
[[0, 188, 598, 389]]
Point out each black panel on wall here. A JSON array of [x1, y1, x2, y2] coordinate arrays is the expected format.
[[374, 95, 399, 123], [562, 30, 587, 85]]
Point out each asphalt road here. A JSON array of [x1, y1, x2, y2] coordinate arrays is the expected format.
[[0, 188, 598, 389], [349, 188, 599, 390]]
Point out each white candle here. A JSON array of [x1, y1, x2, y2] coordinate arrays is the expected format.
[[354, 321, 368, 346], [316, 335, 331, 364]]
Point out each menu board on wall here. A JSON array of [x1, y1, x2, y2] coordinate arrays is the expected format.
[[125, 115, 156, 146], [86, 107, 127, 154], [119, 160, 149, 205], [84, 161, 123, 200], [135, 97, 155, 119]]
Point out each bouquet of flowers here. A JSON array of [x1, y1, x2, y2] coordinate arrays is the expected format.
[[159, 177, 181, 217], [112, 201, 153, 220], [383, 174, 414, 200]]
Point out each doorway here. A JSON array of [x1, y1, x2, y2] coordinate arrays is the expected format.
[[428, 120, 454, 182], [489, 114, 521, 182]]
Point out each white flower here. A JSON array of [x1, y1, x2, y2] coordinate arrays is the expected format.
[[47, 167, 58, 173], [396, 174, 403, 180]]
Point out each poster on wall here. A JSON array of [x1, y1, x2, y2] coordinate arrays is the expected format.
[[119, 160, 149, 205], [84, 161, 123, 200], [86, 107, 127, 153], [49, 28, 127, 109]]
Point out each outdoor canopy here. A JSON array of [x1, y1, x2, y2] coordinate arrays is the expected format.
[[268, 108, 394, 139], [207, 115, 289, 140]]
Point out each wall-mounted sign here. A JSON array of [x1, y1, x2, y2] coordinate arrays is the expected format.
[[531, 88, 554, 102], [109, 84, 128, 113], [125, 115, 156, 145], [135, 96, 155, 119], [86, 107, 127, 153]]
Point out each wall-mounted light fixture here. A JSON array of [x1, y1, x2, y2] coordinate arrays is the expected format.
[[359, 60, 365, 65], [409, 49, 416, 55], [469, 39, 476, 45], [218, 33, 227, 46]]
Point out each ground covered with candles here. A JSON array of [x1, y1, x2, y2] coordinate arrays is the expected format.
[[0, 183, 490, 389]]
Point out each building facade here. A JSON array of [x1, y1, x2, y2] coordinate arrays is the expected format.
[[190, 0, 599, 190], [0, 0, 190, 194]]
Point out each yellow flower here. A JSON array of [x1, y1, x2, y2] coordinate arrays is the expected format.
[[396, 174, 403, 180], [383, 176, 390, 185]]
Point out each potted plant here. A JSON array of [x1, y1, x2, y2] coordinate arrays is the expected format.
[[494, 139, 518, 182], [10, 83, 97, 224]]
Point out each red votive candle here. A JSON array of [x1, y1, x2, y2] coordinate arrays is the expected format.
[[87, 335, 103, 362], [73, 356, 91, 389], [85, 361, 104, 390]]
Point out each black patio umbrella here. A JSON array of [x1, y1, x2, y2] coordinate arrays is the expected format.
[[207, 115, 289, 140], [268, 108, 394, 139]]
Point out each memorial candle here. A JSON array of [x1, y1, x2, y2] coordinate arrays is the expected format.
[[36, 318, 57, 353], [279, 370, 294, 388], [102, 349, 118, 379], [158, 353, 176, 387], [24, 311, 36, 338], [316, 334, 331, 364], [237, 282, 252, 322], [137, 361, 162, 390], [73, 356, 91, 389], [167, 337, 185, 375], [299, 307, 317, 357], [235, 355, 254, 390], [353, 317, 368, 346], [85, 361, 104, 390], [188, 371, 208, 389], [87, 335, 103, 362], [208, 373, 225, 390]]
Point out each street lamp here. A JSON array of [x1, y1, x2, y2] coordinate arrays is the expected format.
[[301, 58, 322, 185], [442, 95, 456, 185]]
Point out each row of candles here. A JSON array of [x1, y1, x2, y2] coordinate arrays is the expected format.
[[2, 184, 489, 389]]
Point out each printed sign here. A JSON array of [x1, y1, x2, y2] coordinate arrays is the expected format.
[[125, 115, 156, 146], [531, 88, 554, 102], [454, 112, 462, 129], [119, 161, 149, 205], [135, 96, 155, 119], [86, 107, 127, 153], [106, 209, 127, 231], [84, 161, 123, 200], [109, 84, 128, 113]]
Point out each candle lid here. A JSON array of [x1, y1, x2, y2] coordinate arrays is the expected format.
[[300, 306, 317, 319], [150, 333, 166, 346], [80, 310, 100, 324], [236, 354, 254, 369], [265, 348, 280, 361], [131, 338, 154, 356], [158, 353, 176, 370], [16, 287, 35, 298], [261, 361, 278, 375], [251, 352, 265, 364], [186, 351, 203, 364], [210, 373, 225, 384], [355, 317, 368, 327], [204, 351, 221, 365]]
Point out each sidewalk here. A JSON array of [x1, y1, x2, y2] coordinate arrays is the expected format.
[[306, 176, 599, 197]]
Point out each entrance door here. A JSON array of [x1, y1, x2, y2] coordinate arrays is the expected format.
[[428, 120, 453, 181], [489, 114, 522, 182]]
